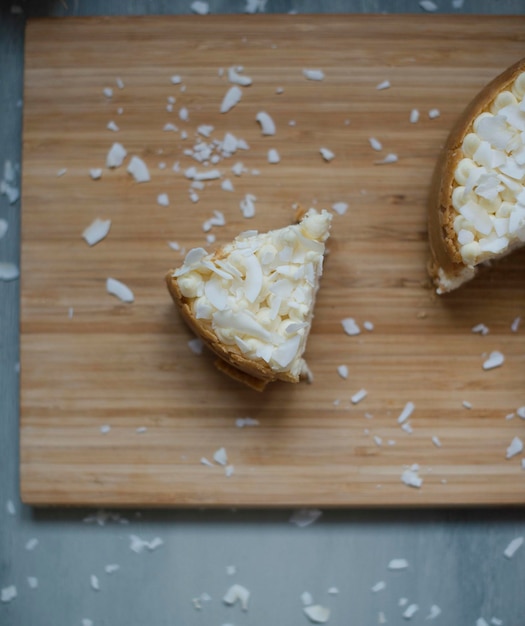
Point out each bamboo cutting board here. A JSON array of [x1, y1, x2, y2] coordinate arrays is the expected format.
[[20, 15, 525, 507]]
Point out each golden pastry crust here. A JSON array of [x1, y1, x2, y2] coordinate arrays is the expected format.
[[428, 56, 525, 293]]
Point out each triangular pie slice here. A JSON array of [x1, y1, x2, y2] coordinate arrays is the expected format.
[[428, 57, 525, 293], [166, 208, 332, 391]]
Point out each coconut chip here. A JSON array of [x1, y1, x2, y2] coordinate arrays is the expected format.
[[369, 137, 383, 151], [157, 193, 169, 207], [0, 263, 19, 281], [351, 389, 368, 405], [342, 318, 360, 336], [503, 536, 523, 558], [517, 406, 525, 419], [1, 586, 17, 603], [331, 202, 348, 215], [57, 167, 67, 177], [223, 584, 250, 610], [410, 109, 420, 123], [221, 179, 234, 192], [428, 108, 441, 119], [90, 575, 100, 591], [426, 605, 442, 620], [82, 218, 111, 246], [221, 86, 243, 113], [201, 457, 214, 467], [256, 111, 276, 135], [89, 168, 102, 180], [301, 591, 313, 605], [289, 508, 322, 527], [304, 605, 330, 624], [397, 402, 415, 424], [107, 120, 119, 132], [213, 447, 228, 466], [240, 193, 256, 218], [431, 436, 442, 448], [129, 534, 164, 553], [235, 417, 259, 427], [25, 538, 38, 551], [106, 142, 127, 168], [371, 581, 386, 592], [472, 323, 489, 335], [511, 316, 521, 332], [376, 80, 391, 90], [0, 219, 8, 240], [337, 365, 348, 379], [228, 66, 252, 86], [303, 69, 325, 81], [103, 87, 113, 98], [268, 148, 280, 164], [482, 351, 504, 370], [27, 577, 38, 589], [375, 153, 398, 165], [106, 278, 134, 303], [127, 155, 150, 182], [388, 558, 409, 570], [320, 147, 335, 162], [401, 468, 422, 488], [419, 0, 438, 11], [190, 1, 209, 14], [506, 436, 523, 459]]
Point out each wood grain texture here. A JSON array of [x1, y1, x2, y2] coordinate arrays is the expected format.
[[20, 15, 525, 507]]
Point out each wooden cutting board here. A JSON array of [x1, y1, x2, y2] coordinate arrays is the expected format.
[[20, 15, 525, 507]]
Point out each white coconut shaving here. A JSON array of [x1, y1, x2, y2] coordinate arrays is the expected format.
[[232, 161, 245, 176], [327, 587, 339, 595], [375, 153, 398, 165], [351, 389, 368, 404], [503, 536, 523, 558], [320, 147, 335, 162], [371, 581, 386, 592], [267, 148, 280, 163], [482, 351, 504, 370], [431, 436, 442, 448], [197, 124, 214, 137], [331, 202, 348, 215], [201, 457, 214, 467], [57, 167, 67, 177], [337, 365, 348, 379], [506, 436, 523, 459], [511, 316, 521, 332], [517, 406, 525, 419], [387, 558, 409, 570], [426, 605, 442, 620], [103, 87, 113, 98], [163, 123, 178, 132], [374, 435, 383, 446], [304, 605, 330, 623], [235, 417, 259, 427], [106, 278, 134, 303], [363, 321, 374, 331], [226, 565, 237, 575], [403, 604, 419, 619], [1, 586, 17, 603], [0, 219, 8, 240], [476, 619, 489, 626], [419, 0, 438, 11], [213, 447, 228, 466], [410, 109, 420, 123], [129, 534, 164, 553], [369, 137, 383, 151], [472, 323, 489, 335], [25, 538, 38, 551], [221, 86, 243, 113], [90, 575, 100, 591], [107, 120, 119, 132], [490, 618, 503, 626], [244, 0, 267, 12], [228, 66, 252, 86], [428, 108, 441, 119], [462, 400, 472, 409], [185, 166, 221, 181], [82, 218, 111, 246], [221, 179, 234, 191], [190, 1, 209, 14], [105, 564, 120, 574], [289, 508, 322, 527], [401, 467, 422, 488], [89, 168, 102, 180], [100, 425, 111, 434], [0, 263, 19, 281], [27, 577, 38, 589], [225, 465, 234, 477], [240, 193, 256, 218], [188, 338, 204, 355], [157, 193, 169, 207], [106, 142, 127, 168], [256, 111, 276, 135], [402, 422, 413, 434], [179, 107, 189, 122], [376, 80, 391, 90], [127, 156, 150, 182], [301, 591, 313, 605], [223, 584, 250, 610], [303, 69, 325, 81], [342, 318, 360, 336], [397, 402, 415, 424]]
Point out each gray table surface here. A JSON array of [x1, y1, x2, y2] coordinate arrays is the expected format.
[[1, 1, 524, 625]]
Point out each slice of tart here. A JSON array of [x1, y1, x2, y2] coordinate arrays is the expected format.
[[166, 208, 332, 391], [428, 57, 525, 293]]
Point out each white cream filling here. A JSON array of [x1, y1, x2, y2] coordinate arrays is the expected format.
[[174, 209, 332, 377], [452, 71, 525, 266]]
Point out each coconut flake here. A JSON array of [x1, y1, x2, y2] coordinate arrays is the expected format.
[[89, 168, 102, 180], [103, 87, 113, 98], [106, 142, 127, 168], [245, 0, 267, 12], [304, 605, 330, 624], [426, 605, 442, 620], [221, 179, 234, 192], [403, 604, 419, 619], [371, 581, 386, 592], [397, 402, 415, 424], [0, 263, 19, 281], [320, 147, 335, 162], [228, 66, 252, 86], [511, 316, 521, 332], [157, 193, 169, 207], [376, 80, 391, 90], [506, 436, 523, 459], [331, 202, 348, 215], [223, 584, 250, 610], [1, 586, 17, 603], [431, 436, 442, 448], [369, 137, 383, 151], [503, 536, 523, 558], [213, 447, 228, 466], [25, 538, 38, 551], [107, 120, 119, 132], [289, 508, 322, 527], [129, 534, 163, 553], [342, 318, 360, 336], [82, 218, 111, 246], [190, 1, 209, 14], [303, 69, 325, 81], [268, 148, 280, 163], [240, 193, 256, 218], [188, 338, 204, 355], [401, 468, 422, 488], [90, 575, 100, 591], [221, 86, 243, 113], [225, 465, 234, 477], [482, 351, 504, 370], [351, 389, 368, 404], [388, 558, 409, 570], [517, 406, 525, 419], [472, 323, 489, 335], [57, 167, 67, 177], [410, 109, 420, 123], [0, 219, 8, 240], [232, 161, 245, 176], [301, 591, 313, 605], [127, 155, 150, 182], [256, 111, 276, 135], [179, 107, 189, 122], [106, 278, 134, 303], [163, 123, 178, 132], [235, 417, 259, 427], [201, 457, 214, 467], [27, 577, 38, 589], [375, 153, 398, 165], [337, 365, 348, 379], [428, 108, 441, 119]]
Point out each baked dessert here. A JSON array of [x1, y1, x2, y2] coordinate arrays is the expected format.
[[166, 208, 332, 391], [428, 57, 525, 293]]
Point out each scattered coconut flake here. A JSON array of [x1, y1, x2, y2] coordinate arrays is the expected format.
[[320, 147, 335, 162], [228, 66, 252, 86], [337, 365, 348, 379], [303, 69, 325, 81], [179, 107, 189, 122], [163, 123, 178, 132], [490, 618, 503, 626], [90, 575, 100, 591], [373, 435, 383, 447], [231, 162, 244, 176], [506, 412, 515, 420], [106, 142, 127, 168], [117, 107, 123, 115], [375, 153, 398, 165], [517, 406, 525, 419], [462, 400, 472, 409], [0, 263, 19, 281], [482, 351, 504, 370], [376, 80, 391, 90], [116, 77, 124, 89], [256, 111, 276, 135], [371, 581, 386, 592], [351, 389, 368, 405], [82, 218, 111, 246], [225, 465, 235, 477], [6, 500, 15, 515], [1, 586, 17, 603], [388, 558, 409, 570], [197, 124, 214, 137], [476, 620, 489, 626], [452, 0, 464, 6], [223, 584, 250, 610], [25, 538, 38, 551], [190, 0, 209, 14], [363, 321, 374, 331], [428, 108, 441, 119], [401, 468, 422, 488], [301, 591, 313, 605], [136, 427, 147, 434], [129, 534, 164, 553], [100, 425, 111, 434], [275, 86, 284, 94], [157, 193, 169, 207], [403, 604, 419, 619], [431, 436, 442, 448], [426, 605, 442, 620], [166, 103, 173, 112], [213, 447, 228, 466], [244, 0, 267, 12], [397, 402, 415, 424], [289, 119, 296, 126], [170, 75, 182, 85], [511, 316, 521, 332], [402, 422, 413, 434], [240, 193, 256, 218], [289, 508, 322, 527], [419, 0, 438, 11], [410, 109, 420, 123], [506, 436, 523, 459], [90, 168, 102, 180], [0, 218, 8, 239], [103, 87, 113, 98], [27, 577, 38, 589], [331, 202, 348, 215], [189, 190, 199, 203], [201, 457, 214, 467], [127, 155, 150, 182], [327, 587, 339, 595], [188, 337, 204, 355], [221, 86, 243, 113], [105, 564, 120, 574], [472, 323, 489, 335], [226, 565, 237, 575], [369, 137, 383, 151], [379, 611, 387, 624], [304, 605, 330, 624], [3, 160, 15, 182], [267, 148, 280, 164], [221, 179, 234, 192], [57, 167, 67, 177], [82, 620, 93, 626], [0, 180, 19, 204], [342, 318, 360, 336], [503, 536, 523, 558], [107, 120, 119, 132], [106, 278, 134, 303], [235, 417, 259, 427]]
